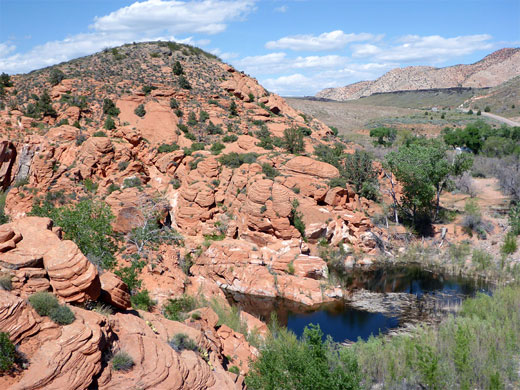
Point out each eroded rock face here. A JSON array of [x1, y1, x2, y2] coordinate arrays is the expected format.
[[283, 156, 339, 179], [99, 272, 131, 309]]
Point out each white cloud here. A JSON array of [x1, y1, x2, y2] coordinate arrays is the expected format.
[[92, 0, 255, 35], [0, 0, 256, 74], [353, 34, 493, 63], [274, 5, 288, 13], [235, 52, 350, 74], [0, 42, 16, 57], [265, 30, 375, 51]]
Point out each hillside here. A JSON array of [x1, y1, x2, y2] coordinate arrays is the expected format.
[[316, 48, 520, 101], [0, 41, 384, 389]]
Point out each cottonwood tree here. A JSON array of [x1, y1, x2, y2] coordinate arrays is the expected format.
[[384, 139, 472, 228]]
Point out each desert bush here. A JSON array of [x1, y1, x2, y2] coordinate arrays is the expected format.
[[115, 259, 145, 293], [218, 152, 258, 168], [163, 294, 198, 321], [123, 177, 142, 188], [210, 142, 225, 155], [343, 150, 378, 200], [471, 249, 492, 270], [29, 292, 59, 316], [103, 98, 120, 117], [93, 130, 107, 137], [229, 366, 240, 375], [261, 163, 279, 178], [172, 61, 184, 75], [49, 68, 65, 86], [207, 121, 223, 135], [289, 199, 305, 237], [509, 203, 520, 235], [0, 274, 12, 291], [461, 199, 493, 239], [495, 155, 520, 201], [169, 333, 198, 352], [454, 171, 477, 197], [141, 85, 157, 95], [49, 304, 75, 325], [111, 351, 134, 371], [283, 127, 304, 154], [104, 116, 116, 130], [134, 104, 146, 117], [370, 127, 397, 146], [222, 134, 238, 143], [229, 101, 238, 117], [30, 199, 116, 269], [0, 332, 15, 372], [157, 143, 180, 153], [199, 110, 209, 122], [178, 75, 191, 90], [131, 289, 155, 311]]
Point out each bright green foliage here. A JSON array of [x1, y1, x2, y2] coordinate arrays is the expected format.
[[442, 120, 492, 153], [115, 259, 145, 293], [283, 127, 304, 154], [501, 232, 517, 255], [210, 142, 225, 155], [131, 289, 156, 311], [313, 143, 344, 168], [31, 199, 116, 269], [370, 127, 397, 146], [102, 98, 120, 117], [0, 332, 15, 372], [111, 351, 134, 371], [134, 104, 146, 117], [246, 324, 361, 390], [385, 139, 472, 226]]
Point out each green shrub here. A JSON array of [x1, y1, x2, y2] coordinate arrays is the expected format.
[[229, 366, 240, 375], [178, 75, 191, 90], [0, 332, 15, 372], [157, 143, 180, 153], [142, 85, 157, 95], [49, 304, 75, 325], [229, 101, 238, 117], [170, 98, 179, 109], [187, 111, 197, 126], [218, 152, 258, 168], [222, 134, 238, 143], [134, 104, 146, 117], [283, 127, 304, 154], [172, 61, 184, 75], [111, 351, 134, 371], [104, 116, 116, 130], [123, 177, 142, 188], [93, 131, 107, 137], [207, 121, 223, 135], [247, 324, 361, 390], [118, 161, 129, 171], [261, 163, 279, 178], [30, 199, 116, 269], [163, 295, 198, 321], [484, 106, 491, 112], [509, 203, 520, 235], [0, 274, 12, 291], [103, 98, 120, 117], [210, 142, 225, 155], [501, 232, 517, 255], [199, 110, 209, 122], [471, 249, 492, 270], [131, 289, 155, 311], [115, 260, 145, 293], [289, 199, 305, 237], [169, 333, 198, 352], [29, 292, 60, 317], [49, 68, 65, 86]]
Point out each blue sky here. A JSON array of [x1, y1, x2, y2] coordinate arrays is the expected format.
[[1, 0, 519, 95]]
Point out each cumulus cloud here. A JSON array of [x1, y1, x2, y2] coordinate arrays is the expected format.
[[265, 30, 375, 51], [92, 0, 255, 35], [353, 34, 493, 63], [0, 0, 255, 74]]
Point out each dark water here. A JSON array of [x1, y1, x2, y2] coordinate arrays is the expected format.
[[226, 265, 489, 342]]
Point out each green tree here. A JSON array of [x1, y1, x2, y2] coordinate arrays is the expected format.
[[229, 101, 238, 117], [369, 127, 397, 146], [178, 75, 191, 89], [172, 61, 184, 75], [385, 140, 472, 227], [36, 90, 56, 117], [342, 150, 378, 199], [283, 127, 305, 154], [0, 332, 15, 372], [0, 73, 12, 87]]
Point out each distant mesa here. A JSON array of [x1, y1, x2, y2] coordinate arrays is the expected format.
[[316, 48, 520, 101]]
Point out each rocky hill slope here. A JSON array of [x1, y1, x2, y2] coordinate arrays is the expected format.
[[317, 48, 520, 101], [0, 41, 386, 389]]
